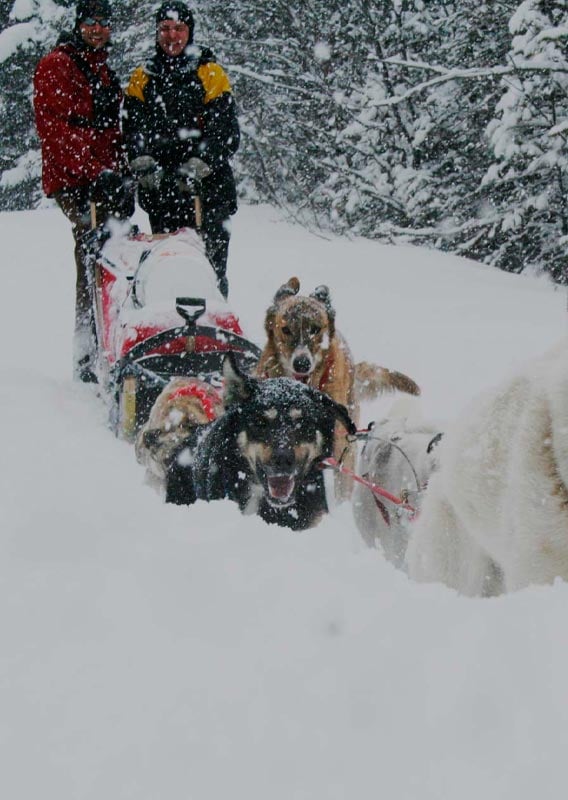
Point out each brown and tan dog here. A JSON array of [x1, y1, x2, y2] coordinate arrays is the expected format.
[[255, 277, 420, 498], [135, 377, 224, 494]]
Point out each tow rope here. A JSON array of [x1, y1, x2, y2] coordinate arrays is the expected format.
[[320, 456, 417, 524]]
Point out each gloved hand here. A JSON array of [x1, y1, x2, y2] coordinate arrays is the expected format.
[[130, 155, 162, 191], [90, 170, 135, 220], [178, 157, 212, 182], [91, 169, 124, 202]]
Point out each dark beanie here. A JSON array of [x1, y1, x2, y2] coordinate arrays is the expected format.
[[76, 0, 112, 23], [156, 1, 194, 33]]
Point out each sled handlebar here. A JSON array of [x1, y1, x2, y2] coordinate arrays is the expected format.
[[176, 297, 206, 324]]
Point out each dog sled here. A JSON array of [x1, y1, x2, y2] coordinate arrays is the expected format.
[[86, 226, 261, 440]]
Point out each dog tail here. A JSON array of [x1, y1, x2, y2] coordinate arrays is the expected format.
[[355, 361, 421, 400]]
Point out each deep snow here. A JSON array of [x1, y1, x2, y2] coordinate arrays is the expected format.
[[1, 203, 568, 800]]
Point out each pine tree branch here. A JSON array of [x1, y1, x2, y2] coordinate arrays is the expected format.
[[365, 60, 568, 109]]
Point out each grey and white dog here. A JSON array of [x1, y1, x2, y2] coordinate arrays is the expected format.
[[352, 399, 442, 569]]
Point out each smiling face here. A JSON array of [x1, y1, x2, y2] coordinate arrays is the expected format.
[[236, 394, 326, 507], [79, 18, 111, 49], [221, 356, 354, 514], [157, 19, 190, 57], [270, 296, 332, 381]]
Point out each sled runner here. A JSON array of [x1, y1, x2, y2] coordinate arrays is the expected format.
[[86, 227, 261, 439]]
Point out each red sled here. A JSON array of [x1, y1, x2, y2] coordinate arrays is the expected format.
[[88, 227, 261, 439]]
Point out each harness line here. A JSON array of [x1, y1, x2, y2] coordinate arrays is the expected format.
[[320, 456, 417, 519]]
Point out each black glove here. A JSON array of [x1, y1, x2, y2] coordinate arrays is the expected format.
[[91, 169, 124, 202], [90, 170, 135, 221]]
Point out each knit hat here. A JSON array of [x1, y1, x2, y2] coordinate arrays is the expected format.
[[156, 1, 194, 36], [76, 0, 112, 24]]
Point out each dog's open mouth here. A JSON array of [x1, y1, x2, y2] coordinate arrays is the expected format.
[[266, 472, 297, 506]]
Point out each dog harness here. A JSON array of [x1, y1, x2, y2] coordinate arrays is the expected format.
[[167, 383, 220, 422], [321, 456, 417, 526]]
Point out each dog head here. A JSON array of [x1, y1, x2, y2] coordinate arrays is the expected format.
[[223, 353, 355, 508], [137, 378, 223, 466], [264, 277, 336, 382]]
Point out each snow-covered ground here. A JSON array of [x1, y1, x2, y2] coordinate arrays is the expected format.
[[1, 203, 568, 800]]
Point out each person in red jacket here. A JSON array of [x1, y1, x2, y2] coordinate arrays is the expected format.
[[33, 0, 132, 382]]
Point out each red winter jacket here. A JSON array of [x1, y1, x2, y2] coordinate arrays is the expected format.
[[33, 43, 124, 196]]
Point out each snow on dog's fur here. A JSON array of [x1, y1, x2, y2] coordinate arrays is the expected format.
[[407, 339, 568, 596], [352, 397, 442, 569], [135, 377, 223, 494], [167, 353, 357, 530], [255, 277, 420, 499]]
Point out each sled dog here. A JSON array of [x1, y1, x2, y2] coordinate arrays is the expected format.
[[166, 353, 357, 530], [407, 339, 568, 596], [135, 377, 223, 493], [255, 277, 420, 498], [352, 397, 442, 569]]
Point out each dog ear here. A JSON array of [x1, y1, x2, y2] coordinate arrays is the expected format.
[[273, 277, 300, 304], [306, 386, 357, 436], [327, 397, 357, 436], [427, 432, 444, 454], [265, 278, 299, 338], [264, 305, 276, 338], [223, 352, 258, 407], [310, 285, 336, 338], [311, 285, 330, 306]]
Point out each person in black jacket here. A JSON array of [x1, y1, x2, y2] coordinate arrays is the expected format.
[[123, 1, 240, 298]]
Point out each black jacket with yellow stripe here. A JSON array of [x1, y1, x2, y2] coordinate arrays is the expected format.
[[123, 46, 239, 220]]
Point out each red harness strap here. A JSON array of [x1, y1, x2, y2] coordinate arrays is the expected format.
[[167, 384, 220, 422], [316, 353, 333, 391], [320, 457, 417, 523]]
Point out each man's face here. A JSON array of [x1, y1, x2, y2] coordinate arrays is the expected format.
[[79, 17, 111, 49], [157, 19, 190, 57]]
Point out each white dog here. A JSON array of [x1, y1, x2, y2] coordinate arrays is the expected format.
[[352, 398, 442, 568], [407, 339, 568, 597]]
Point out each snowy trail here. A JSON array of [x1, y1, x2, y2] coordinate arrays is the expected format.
[[1, 205, 568, 799]]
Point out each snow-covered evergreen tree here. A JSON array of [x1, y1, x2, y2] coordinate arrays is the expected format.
[[482, 0, 568, 280], [325, 1, 519, 245], [1, 0, 567, 282], [0, 0, 71, 208], [0, 0, 157, 209], [209, 0, 353, 223], [320, 0, 443, 238]]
